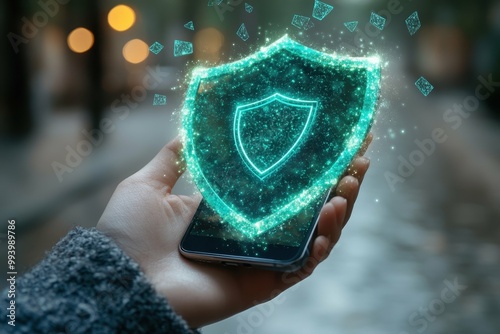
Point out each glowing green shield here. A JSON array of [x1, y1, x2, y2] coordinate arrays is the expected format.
[[182, 35, 380, 238]]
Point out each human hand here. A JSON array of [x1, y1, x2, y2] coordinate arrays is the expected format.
[[97, 134, 372, 328]]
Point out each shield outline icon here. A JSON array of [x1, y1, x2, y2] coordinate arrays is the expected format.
[[181, 35, 380, 238], [233, 93, 318, 180]]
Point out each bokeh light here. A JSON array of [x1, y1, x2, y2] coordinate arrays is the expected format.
[[122, 39, 149, 64], [67, 27, 94, 53], [108, 5, 136, 32]]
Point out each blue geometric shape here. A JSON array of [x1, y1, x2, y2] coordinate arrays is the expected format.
[[174, 40, 193, 57], [312, 0, 334, 20], [344, 21, 358, 32], [234, 93, 318, 179], [415, 76, 434, 96], [370, 12, 386, 30], [184, 21, 195, 31], [149, 41, 164, 55], [153, 94, 167, 106], [236, 23, 249, 41], [245, 3, 253, 13], [405, 11, 421, 36]]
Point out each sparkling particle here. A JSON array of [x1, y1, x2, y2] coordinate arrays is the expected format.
[[344, 21, 358, 32], [181, 35, 381, 238], [236, 23, 249, 41], [405, 11, 421, 36], [370, 12, 386, 31], [415, 76, 434, 96], [292, 15, 313, 30], [153, 94, 166, 106], [149, 41, 164, 55], [173, 40, 193, 57], [312, 0, 334, 20], [245, 3, 253, 13], [184, 21, 194, 30]]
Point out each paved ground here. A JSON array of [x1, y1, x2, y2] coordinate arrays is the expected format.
[[1, 68, 499, 334]]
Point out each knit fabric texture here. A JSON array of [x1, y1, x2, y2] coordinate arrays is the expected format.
[[1, 227, 200, 334]]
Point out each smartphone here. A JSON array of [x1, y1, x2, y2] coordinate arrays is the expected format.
[[179, 188, 332, 272]]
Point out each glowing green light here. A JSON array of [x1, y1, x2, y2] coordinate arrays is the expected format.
[[181, 35, 381, 238], [234, 93, 318, 179]]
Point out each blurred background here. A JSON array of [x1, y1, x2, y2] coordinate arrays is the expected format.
[[1, 0, 499, 333]]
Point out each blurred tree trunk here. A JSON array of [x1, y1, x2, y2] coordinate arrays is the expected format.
[[4, 2, 32, 139], [87, 0, 103, 131]]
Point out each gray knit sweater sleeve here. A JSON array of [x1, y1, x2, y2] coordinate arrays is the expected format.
[[0, 227, 200, 334]]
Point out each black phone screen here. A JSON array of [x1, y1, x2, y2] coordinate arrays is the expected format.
[[181, 190, 329, 261]]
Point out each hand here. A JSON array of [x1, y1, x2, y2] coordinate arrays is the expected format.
[[97, 134, 372, 328]]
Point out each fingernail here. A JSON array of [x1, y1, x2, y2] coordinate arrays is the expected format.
[[358, 156, 370, 166]]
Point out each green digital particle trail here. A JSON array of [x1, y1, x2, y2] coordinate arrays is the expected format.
[[236, 23, 249, 41], [312, 0, 334, 21], [370, 12, 386, 30], [174, 40, 193, 57], [405, 11, 421, 36], [344, 21, 358, 32], [181, 35, 381, 238]]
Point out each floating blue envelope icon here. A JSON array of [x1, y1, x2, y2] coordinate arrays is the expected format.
[[181, 35, 381, 238]]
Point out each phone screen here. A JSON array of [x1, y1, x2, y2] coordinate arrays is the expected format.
[[181, 190, 329, 262]]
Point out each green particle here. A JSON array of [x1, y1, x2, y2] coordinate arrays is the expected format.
[[174, 40, 193, 57], [312, 0, 333, 20], [153, 94, 166, 106], [245, 3, 253, 13], [370, 12, 386, 30], [405, 11, 421, 36], [149, 41, 164, 55], [207, 0, 213, 6], [236, 23, 249, 41], [344, 21, 358, 32], [184, 21, 195, 31], [182, 35, 380, 238], [292, 15, 314, 30], [415, 76, 434, 96]]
